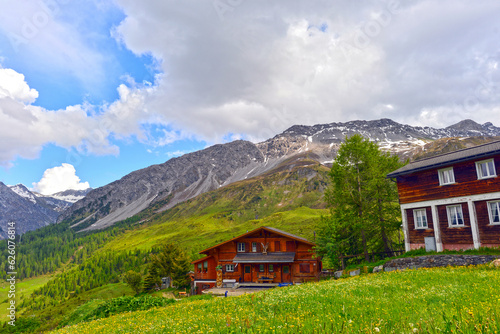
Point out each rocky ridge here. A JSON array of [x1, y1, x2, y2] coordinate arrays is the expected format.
[[0, 184, 91, 239], [59, 118, 500, 232]]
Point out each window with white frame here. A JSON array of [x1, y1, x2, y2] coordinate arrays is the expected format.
[[237, 242, 245, 252], [447, 205, 464, 227], [226, 264, 235, 272], [488, 201, 500, 224], [252, 242, 258, 252], [476, 159, 496, 179], [413, 209, 428, 229], [438, 167, 455, 185]]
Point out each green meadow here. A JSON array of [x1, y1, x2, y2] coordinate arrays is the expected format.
[[0, 274, 53, 311], [53, 264, 500, 334]]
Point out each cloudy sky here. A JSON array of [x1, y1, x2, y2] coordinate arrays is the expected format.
[[0, 0, 499, 194]]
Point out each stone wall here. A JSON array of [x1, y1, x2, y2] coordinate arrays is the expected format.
[[382, 255, 500, 271]]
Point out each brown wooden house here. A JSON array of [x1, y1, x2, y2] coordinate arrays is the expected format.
[[192, 226, 321, 293], [387, 140, 500, 252]]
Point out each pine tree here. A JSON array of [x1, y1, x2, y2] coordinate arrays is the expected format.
[[316, 134, 405, 267], [123, 270, 142, 295]]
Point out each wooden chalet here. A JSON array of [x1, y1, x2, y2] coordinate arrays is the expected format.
[[387, 140, 500, 252], [192, 226, 321, 293]]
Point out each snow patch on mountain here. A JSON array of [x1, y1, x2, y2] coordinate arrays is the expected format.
[[9, 184, 37, 204]]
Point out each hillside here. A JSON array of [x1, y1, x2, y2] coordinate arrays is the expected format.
[[100, 154, 330, 254], [51, 265, 500, 333], [3, 119, 500, 333], [0, 184, 91, 239], [58, 118, 500, 231], [0, 155, 330, 332]]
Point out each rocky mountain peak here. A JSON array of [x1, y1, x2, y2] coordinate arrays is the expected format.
[[446, 119, 483, 132], [52, 118, 500, 233]]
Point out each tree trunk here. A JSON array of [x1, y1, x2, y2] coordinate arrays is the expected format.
[[360, 229, 369, 262], [378, 198, 393, 254]]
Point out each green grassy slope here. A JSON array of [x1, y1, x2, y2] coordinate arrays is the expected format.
[[52, 265, 500, 334], [3, 157, 330, 332], [101, 157, 329, 255]]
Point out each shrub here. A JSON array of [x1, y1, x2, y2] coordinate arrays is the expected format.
[[82, 295, 175, 322]]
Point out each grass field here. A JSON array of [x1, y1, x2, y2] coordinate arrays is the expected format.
[[11, 282, 135, 333], [0, 274, 54, 312], [101, 206, 327, 257], [53, 264, 500, 333]]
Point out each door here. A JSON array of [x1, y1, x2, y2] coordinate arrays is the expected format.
[[282, 265, 291, 283], [243, 265, 252, 282]]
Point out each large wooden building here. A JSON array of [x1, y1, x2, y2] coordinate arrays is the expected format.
[[192, 226, 321, 293], [387, 140, 500, 252]]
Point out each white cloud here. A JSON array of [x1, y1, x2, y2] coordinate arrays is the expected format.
[[0, 0, 113, 96], [0, 67, 119, 166], [2, 0, 500, 169], [0, 68, 39, 103], [110, 0, 500, 143], [32, 163, 90, 195]]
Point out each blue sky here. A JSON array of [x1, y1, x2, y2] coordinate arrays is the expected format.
[[0, 0, 499, 194]]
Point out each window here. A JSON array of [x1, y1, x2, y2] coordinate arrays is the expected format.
[[259, 264, 265, 272], [438, 167, 455, 185], [226, 264, 234, 272], [274, 241, 281, 252], [283, 265, 290, 274], [447, 205, 464, 227], [413, 209, 428, 229], [488, 201, 500, 224], [237, 242, 245, 252], [299, 264, 310, 273], [476, 159, 496, 179], [203, 261, 208, 272], [252, 242, 258, 252], [197, 263, 202, 273], [268, 264, 274, 272]]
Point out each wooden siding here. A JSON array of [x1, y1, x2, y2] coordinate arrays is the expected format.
[[396, 154, 500, 204], [475, 200, 500, 246], [406, 207, 435, 244], [193, 228, 320, 284], [193, 256, 217, 280], [437, 203, 473, 245]]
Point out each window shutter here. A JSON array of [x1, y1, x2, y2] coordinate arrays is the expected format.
[[256, 242, 261, 252], [275, 241, 281, 252], [245, 242, 249, 252]]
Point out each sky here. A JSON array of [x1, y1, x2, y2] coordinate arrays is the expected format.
[[0, 0, 499, 195]]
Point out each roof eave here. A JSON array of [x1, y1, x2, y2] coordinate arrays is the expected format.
[[387, 150, 500, 179], [198, 226, 314, 254]]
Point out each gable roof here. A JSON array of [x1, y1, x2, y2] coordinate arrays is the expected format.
[[387, 140, 500, 178], [199, 226, 314, 254]]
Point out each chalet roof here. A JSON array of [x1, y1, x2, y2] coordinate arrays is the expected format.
[[387, 140, 500, 178], [199, 226, 314, 254], [233, 252, 296, 263]]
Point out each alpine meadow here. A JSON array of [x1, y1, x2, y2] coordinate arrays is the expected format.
[[2, 2, 500, 333]]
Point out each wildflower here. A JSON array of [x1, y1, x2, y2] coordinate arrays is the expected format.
[[374, 327, 380, 332]]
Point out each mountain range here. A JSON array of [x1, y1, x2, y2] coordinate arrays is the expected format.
[[0, 184, 90, 239], [1, 118, 499, 238], [57, 118, 500, 233]]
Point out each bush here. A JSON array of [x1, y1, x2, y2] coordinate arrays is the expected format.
[[123, 270, 142, 294], [82, 295, 175, 322]]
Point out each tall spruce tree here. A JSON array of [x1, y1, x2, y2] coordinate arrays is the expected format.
[[143, 243, 191, 291], [316, 134, 405, 267]]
